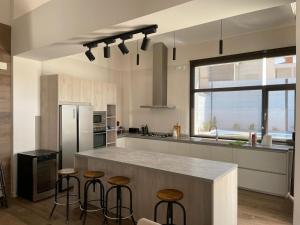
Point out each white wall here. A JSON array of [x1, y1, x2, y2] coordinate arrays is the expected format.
[[0, 0, 11, 25], [293, 1, 300, 224], [123, 26, 296, 134], [12, 56, 42, 195]]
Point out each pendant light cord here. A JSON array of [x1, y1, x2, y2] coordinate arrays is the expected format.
[[173, 32, 176, 48], [220, 20, 223, 40]]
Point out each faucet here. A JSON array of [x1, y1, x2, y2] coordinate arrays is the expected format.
[[210, 125, 218, 141]]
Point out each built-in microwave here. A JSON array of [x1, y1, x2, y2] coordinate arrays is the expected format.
[[93, 111, 106, 124]]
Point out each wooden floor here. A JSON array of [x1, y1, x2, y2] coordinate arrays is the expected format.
[[0, 190, 293, 225]]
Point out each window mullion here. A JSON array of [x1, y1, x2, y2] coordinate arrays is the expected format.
[[261, 88, 268, 139]]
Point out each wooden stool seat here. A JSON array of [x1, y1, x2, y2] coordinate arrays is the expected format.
[[84, 171, 105, 179], [108, 176, 130, 186], [157, 189, 183, 201], [58, 168, 78, 176]]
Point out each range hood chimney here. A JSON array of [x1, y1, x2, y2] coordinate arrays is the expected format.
[[140, 42, 175, 109]]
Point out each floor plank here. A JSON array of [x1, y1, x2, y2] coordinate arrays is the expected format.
[[0, 189, 293, 225]]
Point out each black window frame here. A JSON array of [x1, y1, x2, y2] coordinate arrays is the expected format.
[[190, 46, 296, 143]]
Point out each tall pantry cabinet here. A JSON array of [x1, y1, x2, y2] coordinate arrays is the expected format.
[[40, 74, 117, 151]]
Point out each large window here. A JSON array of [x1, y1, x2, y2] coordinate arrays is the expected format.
[[190, 47, 296, 142]]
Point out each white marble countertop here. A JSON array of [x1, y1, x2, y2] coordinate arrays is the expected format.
[[76, 147, 237, 182]]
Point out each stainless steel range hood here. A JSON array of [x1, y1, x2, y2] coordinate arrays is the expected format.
[[140, 42, 176, 109]]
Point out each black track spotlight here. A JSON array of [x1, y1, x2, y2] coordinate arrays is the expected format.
[[85, 48, 95, 61], [141, 35, 150, 51], [118, 41, 129, 55], [103, 39, 115, 59], [172, 32, 176, 60], [104, 44, 110, 58], [118, 34, 132, 55], [219, 19, 223, 55], [136, 40, 140, 66]]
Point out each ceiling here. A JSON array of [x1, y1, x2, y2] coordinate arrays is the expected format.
[[18, 0, 292, 60], [60, 2, 295, 47], [150, 4, 295, 47], [65, 4, 295, 63], [13, 0, 52, 19]]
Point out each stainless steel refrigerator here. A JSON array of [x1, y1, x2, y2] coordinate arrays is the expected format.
[[59, 104, 93, 190]]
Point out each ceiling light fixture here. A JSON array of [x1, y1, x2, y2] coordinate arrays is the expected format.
[[136, 40, 140, 66], [118, 34, 132, 55], [173, 32, 176, 61], [83, 25, 157, 60], [141, 35, 150, 51], [219, 19, 223, 55], [85, 48, 95, 62], [103, 39, 115, 59], [141, 26, 157, 51], [118, 41, 129, 54]]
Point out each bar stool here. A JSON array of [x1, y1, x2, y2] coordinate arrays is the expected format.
[[49, 168, 81, 223], [80, 171, 105, 225], [154, 189, 186, 225], [104, 176, 136, 225]]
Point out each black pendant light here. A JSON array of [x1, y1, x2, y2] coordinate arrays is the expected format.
[[219, 20, 223, 55], [173, 32, 176, 60], [136, 40, 140, 66]]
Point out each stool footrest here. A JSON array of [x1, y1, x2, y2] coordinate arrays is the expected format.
[[105, 206, 133, 220], [80, 199, 104, 213]]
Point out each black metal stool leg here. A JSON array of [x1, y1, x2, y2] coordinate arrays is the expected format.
[[104, 186, 115, 225], [124, 185, 136, 225], [104, 184, 135, 225], [81, 180, 91, 225], [118, 186, 122, 225], [174, 201, 186, 225], [81, 178, 106, 225], [100, 180, 105, 209], [154, 200, 165, 223], [49, 180, 59, 219], [66, 175, 70, 224], [166, 202, 174, 225]]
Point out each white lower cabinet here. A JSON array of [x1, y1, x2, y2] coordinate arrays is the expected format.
[[211, 146, 234, 163], [235, 149, 287, 174], [117, 137, 289, 196], [238, 168, 288, 196], [167, 142, 190, 156], [189, 144, 211, 160]]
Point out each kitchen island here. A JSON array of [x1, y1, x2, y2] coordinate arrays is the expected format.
[[75, 147, 237, 225]]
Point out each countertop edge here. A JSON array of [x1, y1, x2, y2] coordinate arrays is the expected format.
[[75, 150, 238, 183]]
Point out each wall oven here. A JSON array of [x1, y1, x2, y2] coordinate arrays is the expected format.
[[93, 111, 106, 148], [94, 132, 106, 148]]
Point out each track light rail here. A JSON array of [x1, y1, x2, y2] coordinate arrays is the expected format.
[[83, 24, 158, 48]]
